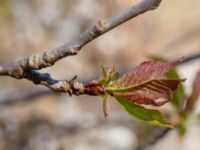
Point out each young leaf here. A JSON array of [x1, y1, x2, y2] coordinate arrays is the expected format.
[[111, 60, 181, 88], [111, 79, 184, 106], [149, 56, 186, 108], [166, 69, 186, 108], [99, 65, 119, 86], [115, 96, 173, 128], [86, 60, 184, 127], [108, 60, 184, 106], [100, 65, 107, 78]]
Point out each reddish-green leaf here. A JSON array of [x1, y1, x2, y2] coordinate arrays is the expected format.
[[112, 79, 184, 106], [95, 60, 185, 127], [108, 60, 184, 106], [112, 60, 181, 88]]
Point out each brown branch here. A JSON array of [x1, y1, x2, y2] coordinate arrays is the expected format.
[[1, 52, 199, 106], [0, 0, 162, 92], [23, 70, 104, 96]]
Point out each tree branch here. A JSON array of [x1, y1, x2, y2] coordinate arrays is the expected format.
[[0, 89, 52, 105], [1, 52, 199, 106], [0, 0, 162, 90], [23, 70, 104, 96], [180, 52, 200, 65], [136, 128, 171, 150]]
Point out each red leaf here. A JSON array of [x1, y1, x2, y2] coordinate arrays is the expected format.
[[112, 60, 181, 88], [110, 59, 184, 106], [115, 79, 184, 106]]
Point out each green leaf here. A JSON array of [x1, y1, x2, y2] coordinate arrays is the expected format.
[[99, 65, 109, 86], [114, 96, 173, 128], [100, 65, 107, 78], [166, 69, 186, 108], [177, 116, 187, 137], [98, 79, 107, 86], [177, 123, 187, 137], [99, 65, 119, 86]]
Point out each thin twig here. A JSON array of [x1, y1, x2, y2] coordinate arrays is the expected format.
[[0, 0, 162, 92], [0, 89, 53, 105], [136, 128, 171, 150], [180, 52, 200, 65]]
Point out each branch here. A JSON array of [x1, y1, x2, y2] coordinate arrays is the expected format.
[[0, 0, 162, 88], [136, 128, 171, 150], [180, 52, 200, 65], [23, 70, 104, 96], [1, 52, 199, 106], [0, 89, 52, 106]]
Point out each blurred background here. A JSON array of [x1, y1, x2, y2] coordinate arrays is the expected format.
[[0, 0, 199, 150]]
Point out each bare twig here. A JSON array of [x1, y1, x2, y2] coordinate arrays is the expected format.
[[180, 52, 200, 65], [136, 128, 171, 150], [0, 0, 162, 92], [0, 89, 51, 105]]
